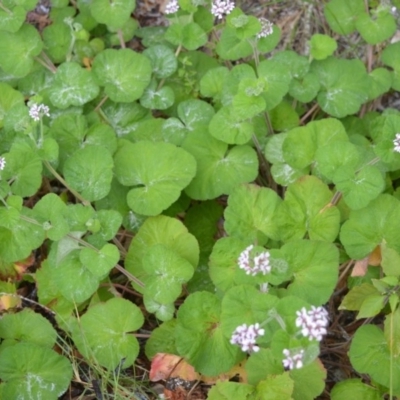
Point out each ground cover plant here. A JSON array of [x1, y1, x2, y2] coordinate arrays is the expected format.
[[0, 0, 400, 398]]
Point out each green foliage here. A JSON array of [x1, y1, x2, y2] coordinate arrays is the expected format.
[[0, 0, 399, 398]]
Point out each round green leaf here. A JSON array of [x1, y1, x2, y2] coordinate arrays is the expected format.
[[334, 165, 385, 210], [356, 11, 397, 45], [183, 132, 258, 200], [349, 324, 400, 393], [340, 194, 400, 259], [367, 68, 393, 100], [49, 62, 99, 109], [175, 292, 242, 376], [125, 215, 199, 291], [80, 243, 119, 279], [0, 309, 56, 348], [42, 22, 71, 63], [282, 118, 348, 170], [257, 58, 292, 110], [270, 100, 299, 131], [0, 5, 26, 33], [140, 81, 174, 110], [216, 26, 253, 60], [143, 44, 178, 78], [331, 379, 382, 400], [381, 42, 400, 91], [92, 49, 152, 102], [143, 297, 175, 321], [90, 0, 135, 28], [0, 83, 24, 129], [208, 382, 255, 400], [324, 0, 364, 35], [310, 34, 337, 60], [0, 23, 43, 77], [0, 342, 72, 400], [3, 142, 42, 197], [165, 22, 207, 51], [282, 239, 339, 304], [142, 244, 194, 304], [276, 176, 340, 242], [200, 66, 230, 99], [311, 57, 369, 118], [72, 298, 144, 370], [224, 184, 282, 244], [114, 140, 196, 216], [289, 72, 321, 103], [63, 145, 113, 202], [209, 106, 254, 145]]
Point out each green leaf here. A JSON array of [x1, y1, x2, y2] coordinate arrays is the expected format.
[[282, 118, 348, 170], [331, 379, 382, 400], [0, 207, 45, 263], [182, 132, 258, 200], [356, 11, 397, 45], [92, 49, 152, 102], [216, 26, 253, 61], [282, 240, 339, 304], [0, 83, 24, 129], [125, 215, 199, 291], [257, 59, 292, 110], [0, 5, 26, 33], [289, 72, 320, 103], [381, 242, 400, 276], [72, 298, 144, 369], [175, 291, 242, 376], [276, 176, 340, 242], [311, 57, 369, 118], [246, 349, 283, 386], [63, 145, 113, 202], [32, 193, 69, 241], [200, 66, 230, 99], [0, 309, 56, 348], [0, 342, 72, 400], [367, 68, 393, 100], [50, 247, 99, 303], [140, 80, 174, 110], [357, 294, 385, 319], [0, 24, 43, 77], [145, 320, 178, 359], [80, 243, 119, 279], [49, 62, 99, 109], [381, 42, 400, 91], [224, 184, 282, 244], [339, 283, 379, 311], [340, 194, 400, 259], [208, 381, 255, 400], [334, 165, 385, 210], [226, 8, 261, 39], [324, 0, 364, 35], [42, 22, 71, 63], [315, 141, 359, 182], [209, 106, 254, 145], [165, 22, 207, 51], [143, 44, 178, 79], [114, 140, 196, 216], [310, 34, 337, 60], [270, 100, 300, 131], [90, 0, 135, 28], [256, 374, 294, 400], [142, 244, 194, 304], [349, 324, 400, 393], [143, 297, 175, 321]]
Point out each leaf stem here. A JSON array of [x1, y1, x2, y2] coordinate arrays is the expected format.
[[43, 160, 90, 205], [117, 29, 126, 49]]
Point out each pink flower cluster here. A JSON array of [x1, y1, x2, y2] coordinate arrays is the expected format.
[[282, 348, 304, 370], [238, 245, 271, 276], [230, 323, 264, 353], [295, 306, 329, 342]]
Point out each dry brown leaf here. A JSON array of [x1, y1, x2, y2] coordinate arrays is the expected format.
[[150, 353, 200, 382]]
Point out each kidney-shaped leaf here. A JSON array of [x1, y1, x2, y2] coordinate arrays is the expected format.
[[183, 132, 258, 200], [90, 0, 135, 28], [142, 244, 194, 304], [282, 240, 339, 305], [92, 49, 152, 102], [0, 342, 72, 400], [72, 298, 144, 370], [63, 145, 113, 202], [49, 62, 99, 109], [114, 140, 196, 216]]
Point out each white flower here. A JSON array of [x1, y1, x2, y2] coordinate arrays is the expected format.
[[211, 0, 235, 19], [295, 306, 329, 341], [393, 133, 400, 153], [165, 0, 179, 14], [257, 18, 273, 38], [282, 348, 304, 370], [238, 245, 271, 276], [0, 157, 5, 171], [29, 103, 50, 121], [230, 323, 264, 353]]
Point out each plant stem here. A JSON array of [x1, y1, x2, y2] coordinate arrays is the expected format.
[[43, 160, 89, 205]]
